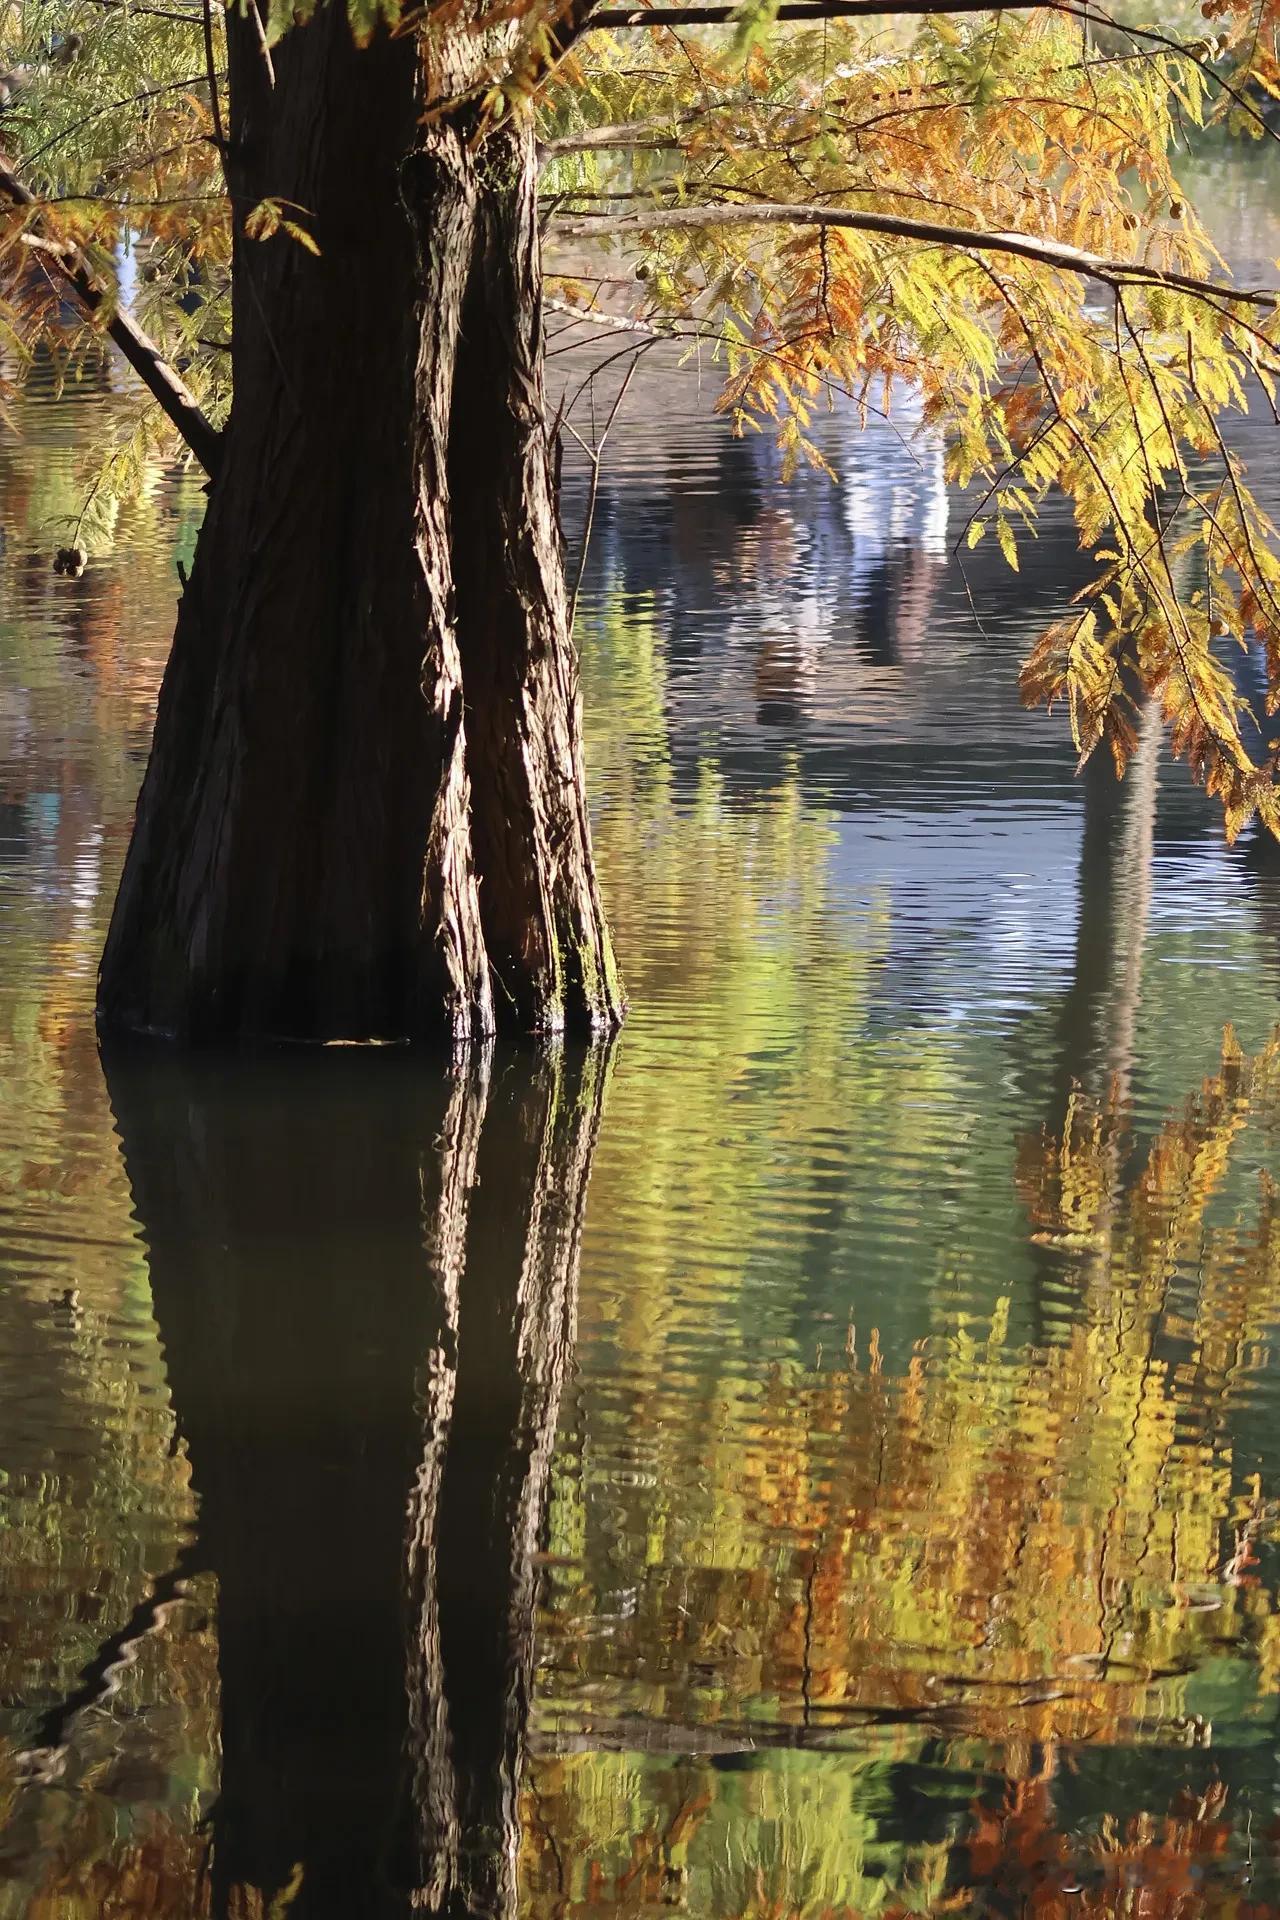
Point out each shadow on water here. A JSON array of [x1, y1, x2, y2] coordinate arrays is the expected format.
[[92, 1041, 611, 1918]]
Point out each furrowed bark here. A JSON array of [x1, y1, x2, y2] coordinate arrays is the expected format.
[[409, 133, 496, 1042], [439, 118, 622, 1033], [97, 5, 620, 1044], [99, 7, 489, 1041]]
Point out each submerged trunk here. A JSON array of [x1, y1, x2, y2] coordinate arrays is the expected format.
[[97, 5, 621, 1045]]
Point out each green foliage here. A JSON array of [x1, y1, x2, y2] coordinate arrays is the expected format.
[[731, 0, 780, 61]]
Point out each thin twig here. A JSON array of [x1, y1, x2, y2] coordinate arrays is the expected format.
[[545, 292, 927, 460], [564, 353, 640, 630], [248, 0, 277, 87], [201, 0, 227, 155]]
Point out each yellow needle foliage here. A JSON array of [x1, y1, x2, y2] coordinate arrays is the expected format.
[[543, 3, 1280, 835], [6, 4, 1280, 831]]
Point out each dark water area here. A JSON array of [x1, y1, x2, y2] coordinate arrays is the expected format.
[[4, 159, 1280, 1914]]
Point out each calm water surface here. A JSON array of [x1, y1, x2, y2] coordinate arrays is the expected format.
[[4, 164, 1280, 1914]]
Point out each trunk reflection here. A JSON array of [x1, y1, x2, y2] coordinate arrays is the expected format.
[[102, 1044, 610, 1918]]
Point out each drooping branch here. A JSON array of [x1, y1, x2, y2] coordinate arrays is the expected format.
[[561, 350, 639, 628], [551, 200, 1277, 308], [0, 152, 223, 475]]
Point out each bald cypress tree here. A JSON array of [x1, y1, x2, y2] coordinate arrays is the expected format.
[[4, 0, 1280, 1042]]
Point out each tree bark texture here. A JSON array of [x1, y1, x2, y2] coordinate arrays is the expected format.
[[97, 3, 622, 1045]]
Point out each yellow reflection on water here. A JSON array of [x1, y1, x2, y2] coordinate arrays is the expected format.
[[527, 1026, 1280, 1917]]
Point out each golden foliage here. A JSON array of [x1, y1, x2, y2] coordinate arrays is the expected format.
[[6, 4, 1280, 830], [542, 7, 1280, 836]]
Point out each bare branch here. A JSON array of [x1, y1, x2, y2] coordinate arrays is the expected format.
[[547, 294, 676, 337], [1, 153, 223, 474], [247, 0, 277, 87], [551, 201, 1277, 308]]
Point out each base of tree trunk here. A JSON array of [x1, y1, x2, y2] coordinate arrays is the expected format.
[[96, 14, 622, 1048]]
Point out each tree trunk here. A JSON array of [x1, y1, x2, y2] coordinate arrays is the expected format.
[[97, 4, 622, 1045]]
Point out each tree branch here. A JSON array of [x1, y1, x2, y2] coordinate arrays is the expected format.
[[0, 153, 223, 475], [578, 0, 1280, 163], [541, 117, 693, 154], [551, 201, 1277, 308], [548, 293, 682, 337], [587, 0, 1070, 27], [76, 0, 204, 22]]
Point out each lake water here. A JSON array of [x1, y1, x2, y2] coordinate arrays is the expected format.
[[4, 160, 1280, 1915]]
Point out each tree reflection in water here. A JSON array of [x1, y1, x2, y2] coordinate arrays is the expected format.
[[6, 849, 1280, 1918], [8, 314, 1280, 1920], [72, 776, 1280, 1920], [99, 1044, 609, 1919]]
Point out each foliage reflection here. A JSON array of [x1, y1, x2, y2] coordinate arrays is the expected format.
[[526, 1014, 1280, 1917]]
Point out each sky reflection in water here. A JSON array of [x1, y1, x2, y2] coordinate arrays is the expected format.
[[2, 212, 1280, 1914]]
